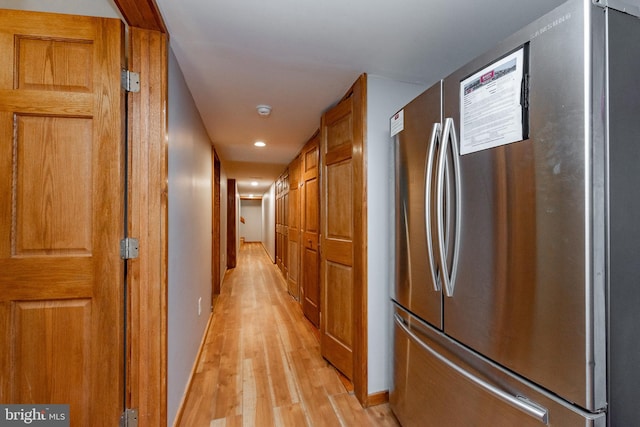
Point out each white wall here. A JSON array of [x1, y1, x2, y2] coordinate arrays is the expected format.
[[240, 199, 262, 242], [262, 184, 276, 262], [167, 47, 213, 425], [366, 75, 427, 394]]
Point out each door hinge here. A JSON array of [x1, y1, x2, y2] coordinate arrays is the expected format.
[[121, 69, 141, 93], [119, 408, 138, 427], [120, 237, 139, 260]]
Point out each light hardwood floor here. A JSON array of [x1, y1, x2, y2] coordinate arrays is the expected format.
[[177, 242, 401, 427]]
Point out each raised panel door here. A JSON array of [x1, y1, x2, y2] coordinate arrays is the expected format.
[[321, 97, 356, 380], [0, 10, 124, 425], [288, 155, 301, 299], [301, 133, 320, 327]]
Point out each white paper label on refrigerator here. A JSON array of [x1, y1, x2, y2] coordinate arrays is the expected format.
[[459, 48, 525, 155], [390, 109, 404, 137]]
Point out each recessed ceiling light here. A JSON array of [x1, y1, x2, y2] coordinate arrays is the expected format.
[[251, 181, 259, 186], [256, 104, 272, 117], [254, 141, 266, 147]]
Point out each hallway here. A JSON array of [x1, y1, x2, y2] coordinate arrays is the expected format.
[[177, 243, 400, 426]]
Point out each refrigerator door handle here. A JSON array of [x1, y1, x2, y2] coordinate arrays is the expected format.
[[436, 118, 462, 297], [425, 122, 441, 291], [394, 313, 550, 425]]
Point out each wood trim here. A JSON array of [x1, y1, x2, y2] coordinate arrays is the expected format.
[[352, 73, 368, 406], [172, 312, 214, 427], [366, 391, 389, 407], [112, 0, 167, 33], [126, 27, 168, 426]]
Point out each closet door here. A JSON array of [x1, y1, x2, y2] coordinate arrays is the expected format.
[[320, 75, 366, 387], [301, 133, 320, 327], [288, 156, 301, 299], [0, 10, 125, 425]]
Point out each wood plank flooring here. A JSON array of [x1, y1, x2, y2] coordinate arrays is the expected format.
[[177, 242, 400, 427]]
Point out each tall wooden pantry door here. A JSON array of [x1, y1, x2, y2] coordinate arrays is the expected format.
[[301, 133, 320, 327], [288, 155, 301, 299], [320, 75, 366, 385], [0, 9, 126, 426], [320, 97, 356, 380]]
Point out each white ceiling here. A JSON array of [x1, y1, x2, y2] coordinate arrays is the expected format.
[[155, 0, 566, 196], [0, 0, 568, 195], [0, 0, 568, 197]]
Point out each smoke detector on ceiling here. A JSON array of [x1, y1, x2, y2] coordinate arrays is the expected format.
[[256, 104, 272, 117]]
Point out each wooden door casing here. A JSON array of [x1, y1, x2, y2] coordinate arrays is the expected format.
[[301, 132, 321, 327], [126, 26, 168, 426], [0, 10, 125, 425], [320, 74, 367, 397]]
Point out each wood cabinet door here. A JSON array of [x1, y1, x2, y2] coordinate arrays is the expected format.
[[301, 133, 321, 327], [0, 9, 125, 426]]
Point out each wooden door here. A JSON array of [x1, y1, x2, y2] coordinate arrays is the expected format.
[[227, 179, 237, 268], [276, 178, 283, 269], [301, 132, 321, 327], [213, 149, 221, 296], [320, 76, 366, 387], [287, 155, 301, 299], [282, 173, 289, 278], [0, 9, 125, 425], [276, 170, 289, 277]]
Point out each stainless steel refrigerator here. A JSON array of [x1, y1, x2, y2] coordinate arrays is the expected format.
[[391, 0, 640, 425]]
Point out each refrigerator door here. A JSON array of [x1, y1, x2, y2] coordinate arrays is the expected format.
[[390, 304, 606, 427], [441, 0, 606, 411], [393, 82, 443, 329]]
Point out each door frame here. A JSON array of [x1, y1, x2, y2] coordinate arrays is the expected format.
[[113, 1, 168, 425]]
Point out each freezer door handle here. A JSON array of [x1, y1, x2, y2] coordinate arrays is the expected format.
[[436, 118, 462, 297], [394, 313, 550, 425], [425, 122, 441, 291]]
